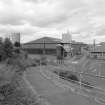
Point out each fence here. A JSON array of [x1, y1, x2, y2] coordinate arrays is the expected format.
[[39, 58, 105, 104]]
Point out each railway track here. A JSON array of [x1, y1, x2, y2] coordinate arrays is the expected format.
[[39, 66, 105, 105]]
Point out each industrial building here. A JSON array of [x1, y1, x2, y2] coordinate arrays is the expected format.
[[22, 35, 87, 57], [22, 37, 63, 55], [62, 30, 72, 43], [62, 30, 72, 53], [61, 30, 87, 56], [89, 44, 105, 59]]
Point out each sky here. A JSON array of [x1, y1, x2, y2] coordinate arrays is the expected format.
[[0, 0, 105, 43]]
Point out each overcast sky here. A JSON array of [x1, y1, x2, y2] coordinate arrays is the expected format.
[[0, 0, 105, 43]]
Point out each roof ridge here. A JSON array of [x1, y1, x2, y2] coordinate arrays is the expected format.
[[24, 36, 62, 44]]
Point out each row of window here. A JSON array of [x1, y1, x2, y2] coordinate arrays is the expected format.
[[23, 48, 56, 55]]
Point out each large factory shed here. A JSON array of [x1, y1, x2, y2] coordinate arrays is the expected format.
[[22, 37, 62, 55]]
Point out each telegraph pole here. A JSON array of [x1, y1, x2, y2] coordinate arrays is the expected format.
[[93, 39, 96, 52], [43, 39, 45, 55]]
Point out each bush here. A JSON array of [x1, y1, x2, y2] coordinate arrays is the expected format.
[[58, 71, 79, 83], [53, 70, 59, 75], [14, 42, 21, 47], [59, 71, 68, 77], [67, 74, 79, 83]]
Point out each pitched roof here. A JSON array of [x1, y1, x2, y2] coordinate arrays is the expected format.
[[24, 37, 62, 44], [22, 37, 62, 49]]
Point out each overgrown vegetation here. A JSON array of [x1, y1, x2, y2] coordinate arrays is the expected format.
[[53, 70, 93, 89], [0, 38, 50, 105], [0, 38, 14, 61], [3, 38, 14, 58], [58, 71, 79, 84], [0, 38, 23, 62]]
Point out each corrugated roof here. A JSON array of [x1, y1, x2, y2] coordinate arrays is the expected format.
[[22, 37, 62, 49], [24, 37, 62, 44]]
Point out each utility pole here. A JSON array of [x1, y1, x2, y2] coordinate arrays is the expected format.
[[43, 39, 45, 55], [93, 39, 96, 52]]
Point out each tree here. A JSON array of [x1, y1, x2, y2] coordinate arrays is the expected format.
[[0, 38, 4, 61], [3, 38, 13, 58], [14, 42, 21, 47], [14, 42, 21, 54]]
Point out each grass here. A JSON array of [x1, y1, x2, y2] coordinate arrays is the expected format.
[[0, 53, 52, 105], [26, 66, 100, 105], [53, 70, 94, 90], [9, 54, 104, 105]]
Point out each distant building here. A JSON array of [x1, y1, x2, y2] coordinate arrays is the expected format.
[[62, 30, 72, 53], [89, 44, 105, 59], [71, 41, 87, 56], [61, 30, 87, 56], [62, 30, 72, 43], [9, 33, 21, 44], [22, 36, 87, 56], [22, 37, 63, 55]]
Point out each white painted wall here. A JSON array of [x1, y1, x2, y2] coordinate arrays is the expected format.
[[62, 31, 72, 43], [62, 31, 72, 52]]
